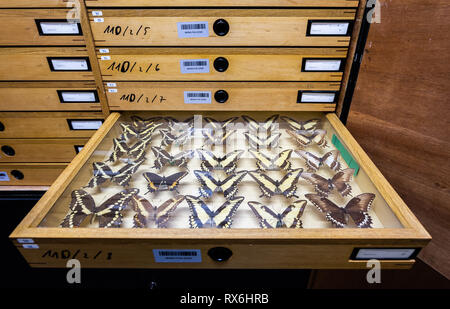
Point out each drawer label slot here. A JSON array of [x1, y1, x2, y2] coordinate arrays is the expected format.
[[307, 20, 352, 36], [57, 90, 99, 103], [36, 19, 82, 36], [67, 119, 104, 130], [297, 91, 337, 103], [351, 248, 420, 260], [184, 91, 212, 104], [180, 59, 210, 74], [177, 21, 209, 38], [153, 249, 202, 263], [302, 58, 344, 72], [47, 57, 91, 71]]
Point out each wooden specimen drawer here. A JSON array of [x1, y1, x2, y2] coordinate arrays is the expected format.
[[0, 163, 66, 186], [98, 48, 348, 81], [10, 112, 430, 269], [0, 48, 94, 81], [0, 82, 101, 111], [0, 1, 70, 8], [89, 9, 355, 47], [85, 0, 359, 7], [105, 82, 341, 112], [0, 138, 88, 163], [0, 112, 104, 138], [0, 9, 84, 46]]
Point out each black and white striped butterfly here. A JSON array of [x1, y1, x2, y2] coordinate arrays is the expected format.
[[248, 168, 303, 198], [244, 132, 282, 149], [248, 200, 307, 228], [85, 158, 144, 188], [248, 149, 293, 171], [130, 195, 185, 228], [296, 150, 341, 172], [151, 146, 194, 170], [241, 114, 279, 133], [194, 170, 247, 199], [287, 129, 328, 148], [197, 149, 244, 174], [202, 117, 238, 146], [281, 116, 321, 134]]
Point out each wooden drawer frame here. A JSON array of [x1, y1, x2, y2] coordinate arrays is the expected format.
[[0, 163, 66, 187], [10, 113, 430, 269], [85, 1, 360, 7]]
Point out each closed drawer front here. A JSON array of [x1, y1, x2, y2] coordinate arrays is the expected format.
[[0, 112, 104, 138], [0, 163, 66, 186], [0, 82, 101, 111], [0, 139, 88, 163], [0, 48, 94, 81], [90, 9, 355, 47], [0, 9, 84, 45], [85, 0, 359, 7], [98, 48, 347, 81], [105, 81, 340, 111], [0, 1, 69, 8]]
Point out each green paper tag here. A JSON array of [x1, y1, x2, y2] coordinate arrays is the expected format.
[[332, 134, 360, 176]]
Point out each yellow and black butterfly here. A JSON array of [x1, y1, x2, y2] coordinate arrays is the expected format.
[[151, 146, 194, 170], [248, 200, 307, 228], [194, 170, 247, 199], [160, 128, 194, 147], [203, 128, 237, 146], [131, 116, 163, 131], [143, 171, 188, 194], [120, 123, 140, 141], [244, 132, 282, 149], [203, 116, 238, 131], [249, 149, 293, 171], [127, 139, 151, 161], [287, 129, 328, 148], [85, 158, 144, 188], [185, 195, 244, 228], [130, 195, 185, 228], [241, 114, 279, 133], [248, 168, 303, 198], [281, 116, 321, 133], [295, 150, 341, 172], [301, 168, 354, 197], [107, 136, 129, 163], [202, 116, 238, 146], [197, 149, 244, 174], [60, 188, 139, 228], [306, 193, 375, 228]]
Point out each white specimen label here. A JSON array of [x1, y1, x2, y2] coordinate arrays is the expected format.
[[69, 120, 103, 130], [17, 239, 34, 244], [39, 22, 80, 35], [355, 248, 416, 259], [51, 59, 88, 71], [304, 59, 341, 71], [99, 49, 110, 53], [177, 21, 209, 38], [180, 59, 210, 74], [61, 92, 96, 102], [153, 249, 202, 263], [101, 56, 111, 60], [92, 11, 103, 16], [310, 22, 349, 35], [106, 82, 117, 87], [184, 91, 212, 104], [23, 244, 39, 249], [301, 92, 336, 103], [94, 18, 104, 23]]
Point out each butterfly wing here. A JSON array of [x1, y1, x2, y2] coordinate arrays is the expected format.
[[301, 172, 331, 197], [272, 149, 293, 171], [143, 172, 163, 193], [130, 195, 153, 228], [96, 188, 139, 228], [331, 168, 354, 197], [112, 158, 145, 187], [219, 171, 247, 200], [310, 130, 328, 148], [248, 171, 278, 198], [287, 130, 312, 147], [85, 162, 115, 188], [164, 171, 188, 191], [281, 200, 307, 228], [247, 201, 281, 228], [194, 170, 221, 198], [171, 150, 194, 168], [278, 168, 303, 198], [151, 146, 171, 169], [107, 137, 129, 163], [281, 116, 320, 132], [219, 150, 244, 174], [128, 140, 149, 160], [295, 150, 321, 172], [322, 150, 341, 171], [345, 193, 375, 228], [160, 129, 176, 147], [185, 195, 215, 228], [262, 114, 280, 132], [241, 115, 259, 132], [305, 194, 347, 228], [198, 149, 219, 172], [212, 196, 244, 228], [155, 195, 185, 228], [249, 149, 273, 171], [60, 190, 95, 228]]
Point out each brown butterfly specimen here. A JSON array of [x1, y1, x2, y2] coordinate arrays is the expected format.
[[301, 168, 354, 197], [107, 136, 129, 163], [306, 193, 375, 228], [131, 116, 163, 131], [295, 150, 341, 172], [85, 158, 144, 188], [281, 116, 321, 133], [129, 195, 185, 228], [287, 129, 328, 148]]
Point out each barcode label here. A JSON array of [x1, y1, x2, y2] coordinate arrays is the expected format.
[[180, 59, 210, 74], [177, 21, 209, 38], [184, 91, 212, 104], [153, 249, 202, 263]]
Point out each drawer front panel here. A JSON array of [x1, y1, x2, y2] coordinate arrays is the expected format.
[[90, 9, 355, 47], [0, 48, 94, 81], [105, 82, 340, 111], [0, 164, 66, 186], [0, 112, 104, 138], [98, 48, 347, 81], [0, 1, 69, 7], [0, 82, 101, 111], [0, 10, 84, 45], [0, 139, 88, 163], [86, 1, 359, 7]]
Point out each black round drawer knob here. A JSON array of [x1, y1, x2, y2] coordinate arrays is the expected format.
[[1, 145, 15, 156], [213, 57, 229, 72], [0, 121, 4, 132], [11, 170, 24, 180], [208, 247, 233, 262], [214, 90, 229, 103], [213, 19, 230, 36]]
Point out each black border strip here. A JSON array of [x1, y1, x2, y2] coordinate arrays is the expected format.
[[67, 119, 104, 131], [47, 57, 92, 72], [74, 145, 85, 154], [306, 19, 354, 36], [35, 19, 82, 36], [350, 247, 422, 261], [297, 90, 339, 103], [57, 90, 100, 103], [301, 57, 346, 72]]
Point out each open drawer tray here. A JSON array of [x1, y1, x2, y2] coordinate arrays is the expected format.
[[10, 111, 430, 269]]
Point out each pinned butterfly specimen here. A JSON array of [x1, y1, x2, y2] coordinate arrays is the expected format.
[[107, 137, 129, 163], [130, 195, 185, 228], [287, 129, 328, 148], [194, 170, 247, 199], [185, 195, 244, 228], [131, 116, 163, 131], [60, 188, 139, 228], [127, 139, 151, 161], [248, 168, 303, 198], [248, 200, 307, 228], [120, 123, 140, 141], [306, 193, 375, 228], [160, 128, 194, 147], [203, 128, 237, 146], [202, 116, 239, 146], [242, 114, 279, 133], [151, 146, 194, 170], [249, 149, 293, 171], [296, 150, 341, 172], [85, 158, 144, 188], [197, 149, 244, 174], [281, 116, 321, 133], [203, 116, 238, 131], [301, 168, 354, 197], [143, 171, 188, 194], [244, 132, 282, 149], [164, 116, 195, 130]]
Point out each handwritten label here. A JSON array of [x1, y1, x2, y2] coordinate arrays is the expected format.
[[0, 171, 9, 181], [153, 249, 202, 263], [310, 22, 349, 35], [61, 91, 97, 102], [50, 59, 89, 71], [177, 21, 209, 38], [103, 25, 151, 38], [106, 61, 160, 73], [180, 59, 210, 74], [68, 120, 103, 130], [42, 249, 112, 261], [184, 91, 212, 104], [355, 248, 416, 260], [119, 93, 167, 104], [300, 92, 336, 103], [39, 22, 80, 35], [304, 59, 341, 71]]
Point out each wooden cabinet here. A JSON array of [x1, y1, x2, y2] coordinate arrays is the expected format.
[[0, 163, 66, 186]]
